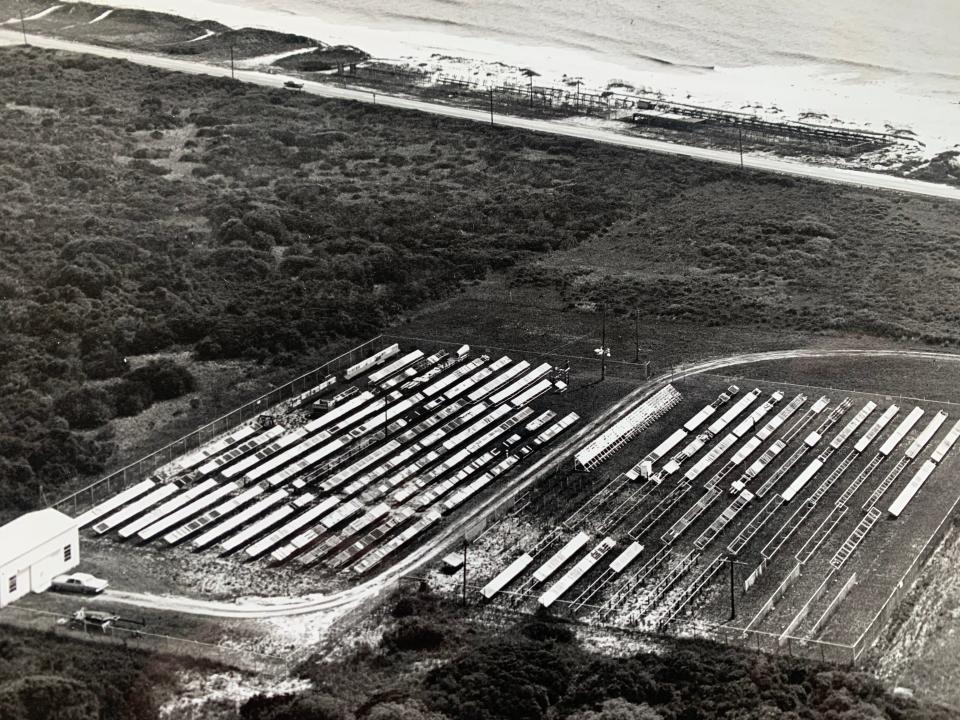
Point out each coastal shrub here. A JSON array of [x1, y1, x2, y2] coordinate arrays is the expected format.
[[52, 387, 115, 430], [127, 360, 196, 401]]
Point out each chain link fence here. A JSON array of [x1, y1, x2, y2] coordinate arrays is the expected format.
[[52, 336, 388, 517], [0, 605, 289, 676], [851, 489, 960, 664]]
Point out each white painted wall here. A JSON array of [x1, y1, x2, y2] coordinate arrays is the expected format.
[[0, 526, 79, 607]]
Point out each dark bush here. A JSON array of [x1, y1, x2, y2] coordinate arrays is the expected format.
[[128, 360, 196, 401]]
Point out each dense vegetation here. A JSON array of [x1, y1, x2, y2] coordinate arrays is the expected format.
[[0, 45, 756, 510], [241, 587, 955, 720], [0, 625, 203, 719], [3, 44, 960, 515]]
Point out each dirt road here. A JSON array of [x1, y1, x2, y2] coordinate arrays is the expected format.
[[84, 347, 960, 619], [2, 29, 960, 202]]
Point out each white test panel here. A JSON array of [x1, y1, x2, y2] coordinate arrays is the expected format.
[[647, 429, 688, 465], [177, 425, 257, 473], [442, 405, 512, 451], [445, 356, 511, 401], [756, 395, 807, 442], [162, 485, 264, 544], [248, 496, 342, 559], [488, 363, 553, 405], [352, 510, 443, 574], [465, 408, 533, 454], [731, 437, 763, 466], [609, 541, 644, 573], [118, 479, 219, 538], [744, 440, 786, 479], [678, 435, 706, 459], [367, 350, 425, 385], [811, 397, 831, 413], [888, 460, 938, 518], [268, 395, 421, 488], [576, 385, 681, 468], [684, 405, 716, 433], [318, 498, 363, 530], [467, 360, 530, 403], [930, 418, 960, 464], [320, 440, 401, 493], [906, 411, 949, 459], [192, 490, 289, 549], [423, 358, 486, 397], [92, 484, 179, 535], [829, 402, 877, 449], [75, 479, 155, 529], [221, 505, 294, 553], [854, 405, 900, 453], [661, 459, 681, 476], [879, 407, 925, 456], [481, 553, 534, 599], [684, 433, 738, 481], [511, 378, 554, 407], [138, 482, 238, 541], [222, 392, 373, 480], [533, 532, 591, 583], [344, 343, 400, 380], [196, 426, 286, 476], [539, 537, 617, 608], [707, 389, 762, 436], [732, 392, 783, 438], [781, 458, 824, 502], [247, 395, 389, 483]]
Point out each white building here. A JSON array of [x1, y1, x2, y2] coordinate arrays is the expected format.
[[0, 508, 79, 608]]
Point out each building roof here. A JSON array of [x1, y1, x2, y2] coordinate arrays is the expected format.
[[0, 509, 78, 567]]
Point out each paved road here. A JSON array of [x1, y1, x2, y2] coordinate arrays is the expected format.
[[2, 29, 960, 202], [88, 347, 960, 619]]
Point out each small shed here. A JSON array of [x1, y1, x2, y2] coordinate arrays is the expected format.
[[0, 508, 79, 608]]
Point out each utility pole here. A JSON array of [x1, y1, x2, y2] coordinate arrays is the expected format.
[[595, 305, 610, 381], [727, 557, 749, 621], [528, 74, 534, 110], [461, 539, 468, 606], [489, 88, 494, 126], [729, 557, 736, 620], [738, 127, 744, 169], [19, 4, 28, 45], [575, 78, 582, 114], [230, 44, 235, 79]]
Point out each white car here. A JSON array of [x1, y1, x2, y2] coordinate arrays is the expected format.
[[51, 572, 109, 595]]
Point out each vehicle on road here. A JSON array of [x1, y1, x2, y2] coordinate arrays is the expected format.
[[51, 572, 109, 594], [64, 609, 119, 632], [283, 80, 303, 90]]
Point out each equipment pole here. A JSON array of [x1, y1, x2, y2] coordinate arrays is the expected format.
[[461, 540, 468, 606], [728, 558, 736, 620], [738, 128, 744, 169], [600, 305, 607, 381], [230, 44, 235, 79], [19, 5, 28, 45], [489, 89, 494, 126]]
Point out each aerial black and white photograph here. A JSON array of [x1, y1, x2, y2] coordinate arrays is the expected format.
[[2, 1, 960, 718]]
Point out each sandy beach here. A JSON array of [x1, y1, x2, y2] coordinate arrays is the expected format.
[[34, 0, 958, 160]]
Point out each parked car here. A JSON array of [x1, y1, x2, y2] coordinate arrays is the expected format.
[[51, 572, 109, 594], [66, 609, 119, 632]]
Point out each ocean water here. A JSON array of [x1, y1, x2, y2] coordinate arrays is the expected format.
[[88, 0, 960, 152]]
